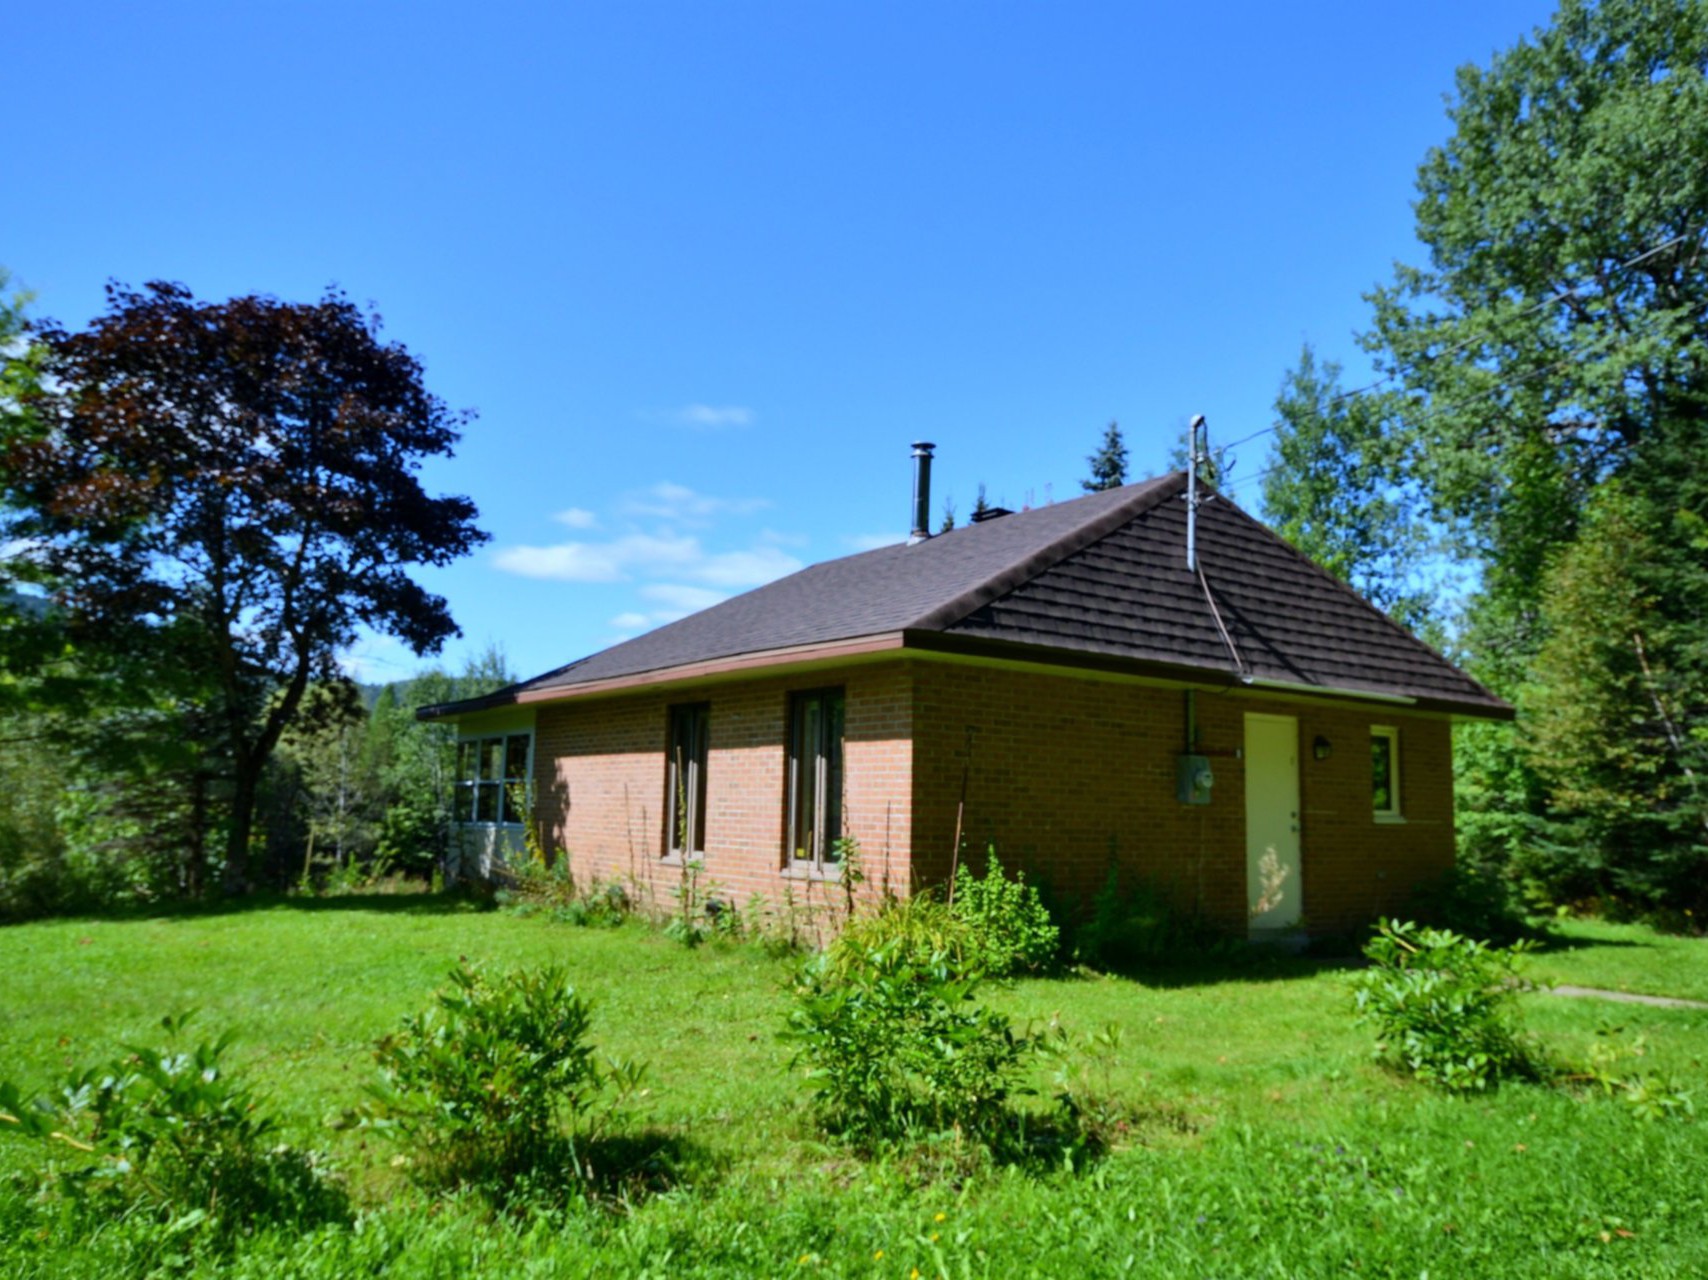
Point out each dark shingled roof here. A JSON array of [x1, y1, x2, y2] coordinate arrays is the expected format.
[[424, 472, 1509, 719]]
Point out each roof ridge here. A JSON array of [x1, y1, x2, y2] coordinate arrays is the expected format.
[[907, 472, 1186, 632], [1204, 495, 1504, 704]]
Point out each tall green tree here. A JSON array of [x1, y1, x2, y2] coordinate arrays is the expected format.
[[1369, 0, 1708, 634], [1081, 421, 1128, 492], [1262, 347, 1442, 638], [0, 282, 487, 887], [1263, 0, 1708, 912]]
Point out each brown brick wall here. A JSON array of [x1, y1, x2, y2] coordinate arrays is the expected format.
[[531, 664, 914, 919], [529, 657, 1456, 938], [909, 663, 1456, 935]]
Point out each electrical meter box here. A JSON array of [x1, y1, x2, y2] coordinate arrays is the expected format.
[[1176, 753, 1214, 805]]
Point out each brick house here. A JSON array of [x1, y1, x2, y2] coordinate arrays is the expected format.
[[421, 467, 1510, 938]]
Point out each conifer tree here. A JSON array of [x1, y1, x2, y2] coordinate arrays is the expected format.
[[1081, 421, 1128, 492]]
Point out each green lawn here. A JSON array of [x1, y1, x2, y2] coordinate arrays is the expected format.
[[1530, 917, 1708, 1003], [2, 898, 1705, 1278]]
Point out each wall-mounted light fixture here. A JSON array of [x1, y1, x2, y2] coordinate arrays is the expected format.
[[1312, 735, 1333, 761]]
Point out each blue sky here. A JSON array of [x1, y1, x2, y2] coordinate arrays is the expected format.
[[6, 1, 1556, 683]]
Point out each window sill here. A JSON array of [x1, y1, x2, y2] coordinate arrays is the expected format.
[[781, 862, 845, 884], [660, 852, 707, 868], [1373, 813, 1407, 825]]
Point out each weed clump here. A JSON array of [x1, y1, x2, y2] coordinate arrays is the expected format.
[[362, 961, 646, 1196], [0, 1012, 346, 1247], [784, 934, 1038, 1148], [951, 847, 1060, 976]]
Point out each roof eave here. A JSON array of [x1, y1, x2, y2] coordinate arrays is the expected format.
[[901, 630, 1515, 720], [417, 626, 1515, 723], [415, 631, 912, 719]]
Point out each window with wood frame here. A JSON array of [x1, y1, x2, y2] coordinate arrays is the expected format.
[[1371, 725, 1401, 819], [666, 703, 710, 859], [787, 688, 845, 870]]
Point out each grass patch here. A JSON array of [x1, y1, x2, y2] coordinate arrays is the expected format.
[[1529, 917, 1708, 1002], [2, 899, 1706, 1276]]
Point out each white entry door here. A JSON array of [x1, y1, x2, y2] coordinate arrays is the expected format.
[[1244, 713, 1301, 934]]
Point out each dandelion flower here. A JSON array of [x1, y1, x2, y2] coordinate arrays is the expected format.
[[934, 1212, 947, 1223]]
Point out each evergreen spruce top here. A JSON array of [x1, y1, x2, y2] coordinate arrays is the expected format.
[[1082, 421, 1127, 492]]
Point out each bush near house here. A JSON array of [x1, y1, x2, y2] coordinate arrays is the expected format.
[[363, 961, 647, 1195], [1351, 919, 1544, 1091]]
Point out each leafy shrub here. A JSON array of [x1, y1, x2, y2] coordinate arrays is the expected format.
[[0, 1012, 345, 1240], [951, 847, 1060, 976], [554, 879, 631, 928], [1074, 865, 1231, 970], [1351, 919, 1542, 1091], [364, 962, 646, 1191], [783, 932, 1039, 1145], [830, 894, 972, 975]]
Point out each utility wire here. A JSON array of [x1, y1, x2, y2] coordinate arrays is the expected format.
[[1208, 228, 1702, 496]]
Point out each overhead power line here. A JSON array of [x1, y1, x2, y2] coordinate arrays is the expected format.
[[1209, 228, 1703, 499]]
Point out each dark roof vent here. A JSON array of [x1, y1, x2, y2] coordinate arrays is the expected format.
[[970, 505, 1013, 524]]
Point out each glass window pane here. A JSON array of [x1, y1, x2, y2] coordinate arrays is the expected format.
[[501, 783, 523, 825], [690, 709, 709, 856], [505, 735, 529, 783], [823, 693, 844, 861], [1372, 736, 1393, 811], [482, 739, 504, 783], [456, 740, 474, 785], [476, 781, 500, 823]]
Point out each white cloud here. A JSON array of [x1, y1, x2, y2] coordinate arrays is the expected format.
[[639, 583, 727, 614], [491, 481, 804, 632], [493, 531, 799, 592], [693, 546, 802, 587], [492, 532, 700, 583], [617, 481, 769, 524], [844, 532, 905, 552], [668, 404, 754, 429]]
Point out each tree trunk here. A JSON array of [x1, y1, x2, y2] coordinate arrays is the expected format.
[[223, 755, 260, 894]]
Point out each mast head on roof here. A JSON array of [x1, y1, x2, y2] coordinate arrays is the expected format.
[[1186, 414, 1206, 572]]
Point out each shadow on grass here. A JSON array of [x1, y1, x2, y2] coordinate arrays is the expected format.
[[579, 1129, 718, 1204], [1524, 929, 1648, 955], [429, 1130, 717, 1212], [1057, 947, 1362, 990], [65, 888, 501, 926]]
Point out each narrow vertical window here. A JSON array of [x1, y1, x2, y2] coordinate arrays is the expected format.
[[787, 688, 845, 870], [666, 703, 710, 858], [1371, 726, 1401, 818]]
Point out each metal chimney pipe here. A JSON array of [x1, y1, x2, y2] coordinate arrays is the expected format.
[[909, 441, 936, 545]]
